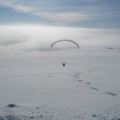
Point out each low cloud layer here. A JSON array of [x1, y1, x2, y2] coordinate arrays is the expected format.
[[0, 25, 120, 51]]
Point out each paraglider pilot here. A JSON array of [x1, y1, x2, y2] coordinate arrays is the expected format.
[[62, 62, 66, 67]]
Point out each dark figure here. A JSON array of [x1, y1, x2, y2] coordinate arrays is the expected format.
[[62, 62, 66, 67]]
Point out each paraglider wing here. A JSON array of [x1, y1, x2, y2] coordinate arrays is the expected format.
[[51, 39, 79, 49]]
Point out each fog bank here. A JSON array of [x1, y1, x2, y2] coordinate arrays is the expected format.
[[0, 25, 120, 50]]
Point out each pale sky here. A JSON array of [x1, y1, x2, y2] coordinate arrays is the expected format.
[[0, 0, 120, 28]]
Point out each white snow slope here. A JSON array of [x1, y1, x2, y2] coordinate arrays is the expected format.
[[0, 26, 120, 120], [0, 44, 120, 120]]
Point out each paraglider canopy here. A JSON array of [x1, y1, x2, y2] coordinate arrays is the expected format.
[[51, 39, 79, 49]]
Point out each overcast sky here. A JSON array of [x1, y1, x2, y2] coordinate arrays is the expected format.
[[0, 0, 120, 28]]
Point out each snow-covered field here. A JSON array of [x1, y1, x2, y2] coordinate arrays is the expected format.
[[0, 26, 120, 120], [0, 43, 120, 120]]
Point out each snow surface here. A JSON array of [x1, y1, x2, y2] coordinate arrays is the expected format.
[[0, 44, 120, 120]]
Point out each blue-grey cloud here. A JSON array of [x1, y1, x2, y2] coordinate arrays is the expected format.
[[0, 0, 90, 25], [0, 0, 120, 28]]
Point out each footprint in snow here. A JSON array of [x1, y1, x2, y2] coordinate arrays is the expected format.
[[91, 87, 99, 91], [105, 92, 117, 97]]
